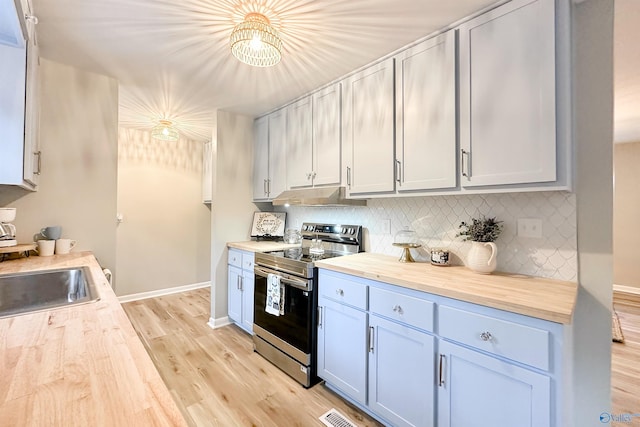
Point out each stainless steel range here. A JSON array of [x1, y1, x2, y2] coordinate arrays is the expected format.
[[253, 222, 363, 387]]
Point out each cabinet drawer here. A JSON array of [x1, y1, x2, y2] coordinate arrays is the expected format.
[[228, 249, 242, 268], [242, 252, 254, 271], [438, 305, 550, 371], [369, 287, 434, 332], [319, 272, 367, 310]]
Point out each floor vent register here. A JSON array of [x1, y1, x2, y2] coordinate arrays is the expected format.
[[319, 409, 359, 427]]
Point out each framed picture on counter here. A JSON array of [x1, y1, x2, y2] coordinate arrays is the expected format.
[[250, 212, 286, 239]]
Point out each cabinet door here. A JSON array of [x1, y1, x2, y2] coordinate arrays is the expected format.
[[396, 31, 456, 192], [368, 315, 435, 427], [23, 23, 40, 187], [317, 296, 367, 405], [202, 141, 212, 203], [437, 340, 550, 427], [312, 83, 341, 186], [268, 109, 287, 198], [286, 96, 313, 188], [227, 265, 243, 324], [241, 270, 254, 333], [253, 116, 270, 200], [345, 58, 395, 195], [459, 0, 556, 187]]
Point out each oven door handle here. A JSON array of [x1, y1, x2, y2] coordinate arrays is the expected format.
[[254, 266, 312, 291]]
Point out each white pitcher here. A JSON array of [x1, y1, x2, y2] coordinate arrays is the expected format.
[[466, 241, 498, 274]]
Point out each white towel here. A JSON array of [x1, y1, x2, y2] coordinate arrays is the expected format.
[[266, 274, 285, 316]]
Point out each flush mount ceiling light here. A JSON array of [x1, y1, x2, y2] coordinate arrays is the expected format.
[[151, 120, 179, 141], [230, 12, 282, 67]]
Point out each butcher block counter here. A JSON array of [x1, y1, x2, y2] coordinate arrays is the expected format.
[[315, 252, 578, 324], [0, 252, 187, 427], [227, 240, 300, 252]]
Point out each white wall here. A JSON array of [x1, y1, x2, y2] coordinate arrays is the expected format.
[[0, 59, 118, 272], [613, 141, 640, 288], [115, 127, 211, 296], [209, 110, 257, 325]]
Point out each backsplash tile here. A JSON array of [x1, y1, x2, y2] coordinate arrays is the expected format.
[[280, 191, 577, 281]]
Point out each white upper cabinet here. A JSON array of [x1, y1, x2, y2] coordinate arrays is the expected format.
[[23, 20, 40, 188], [286, 96, 313, 188], [343, 58, 395, 196], [253, 109, 287, 201], [0, 0, 26, 48], [253, 116, 270, 200], [395, 30, 456, 192], [287, 83, 342, 189], [458, 0, 557, 188], [312, 83, 341, 187]]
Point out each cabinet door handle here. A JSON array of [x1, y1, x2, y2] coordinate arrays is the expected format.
[[395, 159, 401, 184], [461, 149, 471, 179], [346, 167, 351, 187], [263, 179, 268, 195], [312, 171, 316, 178], [368, 326, 375, 353], [439, 354, 445, 386], [317, 306, 323, 328], [34, 151, 42, 175], [267, 179, 271, 196], [237, 276, 242, 290]]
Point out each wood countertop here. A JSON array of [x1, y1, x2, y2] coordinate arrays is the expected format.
[[227, 241, 301, 252], [315, 252, 578, 324], [0, 252, 187, 427]]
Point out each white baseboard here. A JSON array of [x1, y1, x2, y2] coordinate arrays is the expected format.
[[118, 281, 210, 303], [207, 316, 231, 329]]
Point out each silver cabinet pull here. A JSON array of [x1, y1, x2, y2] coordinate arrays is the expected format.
[[263, 179, 268, 195], [395, 159, 401, 184], [317, 306, 323, 328], [461, 149, 471, 179], [392, 304, 403, 314], [34, 151, 42, 175], [267, 179, 271, 196], [369, 326, 375, 352], [237, 276, 242, 290], [346, 166, 351, 187], [335, 289, 344, 296], [439, 354, 445, 386], [480, 331, 493, 342]]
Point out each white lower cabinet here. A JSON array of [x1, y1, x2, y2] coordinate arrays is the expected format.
[[317, 269, 560, 427], [369, 315, 435, 427], [437, 340, 550, 427], [227, 249, 254, 334]]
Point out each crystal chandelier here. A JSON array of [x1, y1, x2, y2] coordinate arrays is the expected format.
[[230, 13, 282, 67], [151, 120, 179, 141]]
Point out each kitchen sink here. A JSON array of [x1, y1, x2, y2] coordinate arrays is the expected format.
[[0, 266, 100, 318]]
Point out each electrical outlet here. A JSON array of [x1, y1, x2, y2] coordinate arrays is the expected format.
[[517, 218, 543, 238], [381, 219, 391, 235]]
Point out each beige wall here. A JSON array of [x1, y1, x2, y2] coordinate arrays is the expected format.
[[115, 128, 211, 296], [210, 110, 257, 324], [614, 141, 640, 288], [0, 59, 118, 273]]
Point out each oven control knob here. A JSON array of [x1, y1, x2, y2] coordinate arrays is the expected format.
[[342, 227, 346, 234], [349, 228, 355, 234]]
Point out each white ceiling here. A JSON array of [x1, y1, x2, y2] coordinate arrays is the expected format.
[[30, 0, 639, 143]]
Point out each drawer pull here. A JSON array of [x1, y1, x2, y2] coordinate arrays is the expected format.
[[392, 304, 403, 314], [336, 289, 344, 296], [480, 331, 493, 342]]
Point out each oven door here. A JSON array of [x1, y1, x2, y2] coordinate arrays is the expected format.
[[253, 265, 315, 358]]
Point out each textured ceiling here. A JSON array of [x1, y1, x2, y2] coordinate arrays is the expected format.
[[30, 0, 637, 143]]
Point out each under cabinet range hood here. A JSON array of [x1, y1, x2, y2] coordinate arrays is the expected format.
[[271, 186, 366, 207]]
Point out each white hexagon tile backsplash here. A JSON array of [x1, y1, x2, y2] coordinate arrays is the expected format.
[[281, 191, 577, 281]]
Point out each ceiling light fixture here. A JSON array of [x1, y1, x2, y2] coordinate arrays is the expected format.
[[230, 12, 282, 67], [151, 119, 179, 141]]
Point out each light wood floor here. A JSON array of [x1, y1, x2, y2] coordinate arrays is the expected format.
[[122, 288, 383, 427], [123, 289, 640, 426], [611, 301, 640, 415]]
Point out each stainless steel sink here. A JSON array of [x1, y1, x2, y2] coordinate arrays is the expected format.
[[0, 266, 100, 318]]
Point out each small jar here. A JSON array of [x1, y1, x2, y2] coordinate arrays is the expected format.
[[430, 248, 450, 266]]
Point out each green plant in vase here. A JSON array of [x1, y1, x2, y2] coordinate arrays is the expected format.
[[457, 216, 503, 274]]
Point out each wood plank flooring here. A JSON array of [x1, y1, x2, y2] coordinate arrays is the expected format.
[[123, 288, 640, 426], [122, 288, 383, 427], [611, 301, 640, 416]]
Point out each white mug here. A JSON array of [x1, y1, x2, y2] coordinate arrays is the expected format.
[[35, 239, 55, 257], [55, 238, 77, 255]]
